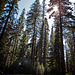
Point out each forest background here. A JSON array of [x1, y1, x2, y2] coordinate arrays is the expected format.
[[0, 0, 75, 75]]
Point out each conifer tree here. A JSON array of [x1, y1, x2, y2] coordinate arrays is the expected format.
[[49, 26, 54, 68], [18, 29, 29, 60], [26, 0, 41, 66], [39, 0, 45, 65], [0, 0, 20, 40], [9, 8, 25, 64], [43, 18, 49, 68], [47, 0, 74, 75], [0, 0, 21, 71]]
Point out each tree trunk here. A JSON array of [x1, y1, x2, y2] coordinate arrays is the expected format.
[[59, 0, 65, 75]]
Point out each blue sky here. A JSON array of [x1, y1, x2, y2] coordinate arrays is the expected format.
[[18, 0, 43, 18], [18, 0, 35, 17]]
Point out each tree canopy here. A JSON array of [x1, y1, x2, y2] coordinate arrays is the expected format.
[[0, 0, 75, 75]]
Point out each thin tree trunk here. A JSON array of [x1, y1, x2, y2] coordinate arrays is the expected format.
[[43, 28, 46, 67], [59, 0, 65, 75], [31, 18, 36, 66], [39, 0, 45, 65], [66, 50, 69, 72]]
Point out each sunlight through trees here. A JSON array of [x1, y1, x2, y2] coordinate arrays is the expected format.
[[0, 0, 75, 75]]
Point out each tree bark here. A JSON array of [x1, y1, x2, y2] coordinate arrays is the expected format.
[[59, 0, 65, 75]]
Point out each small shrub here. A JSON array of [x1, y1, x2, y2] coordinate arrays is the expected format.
[[36, 62, 45, 75]]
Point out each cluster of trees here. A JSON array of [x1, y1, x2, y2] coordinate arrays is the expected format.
[[0, 0, 75, 75], [0, 0, 25, 73], [48, 0, 75, 75]]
